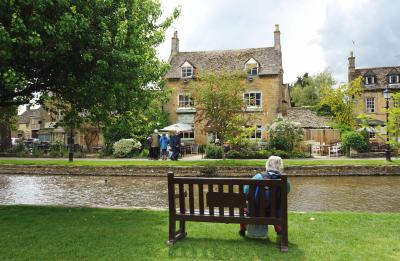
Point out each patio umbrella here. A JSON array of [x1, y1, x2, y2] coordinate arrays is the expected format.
[[160, 123, 193, 132]]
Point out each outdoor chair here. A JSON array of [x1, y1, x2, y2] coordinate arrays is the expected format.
[[328, 143, 341, 157], [311, 144, 321, 155], [191, 144, 199, 154]]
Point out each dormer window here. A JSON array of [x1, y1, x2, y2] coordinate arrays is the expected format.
[[181, 61, 193, 78], [389, 74, 400, 84], [365, 75, 375, 85], [245, 58, 259, 76]]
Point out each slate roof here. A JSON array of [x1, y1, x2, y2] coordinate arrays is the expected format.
[[18, 107, 46, 124], [353, 66, 400, 90], [166, 47, 282, 79], [286, 107, 332, 128]]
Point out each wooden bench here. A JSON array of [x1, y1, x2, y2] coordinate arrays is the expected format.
[[167, 172, 289, 252]]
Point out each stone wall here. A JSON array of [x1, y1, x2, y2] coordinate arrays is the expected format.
[[1, 165, 399, 177]]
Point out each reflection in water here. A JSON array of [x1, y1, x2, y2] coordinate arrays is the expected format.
[[0, 175, 399, 212]]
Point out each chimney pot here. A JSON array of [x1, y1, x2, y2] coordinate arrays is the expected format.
[[171, 30, 179, 55], [274, 24, 281, 51]]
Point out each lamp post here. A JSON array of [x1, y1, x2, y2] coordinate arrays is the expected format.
[[383, 87, 391, 161]]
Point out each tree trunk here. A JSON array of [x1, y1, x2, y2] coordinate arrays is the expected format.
[[0, 122, 11, 152]]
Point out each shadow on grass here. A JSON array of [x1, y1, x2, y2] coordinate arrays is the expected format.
[[167, 236, 304, 260]]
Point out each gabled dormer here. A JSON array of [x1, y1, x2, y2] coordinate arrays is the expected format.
[[181, 61, 194, 79], [387, 68, 400, 84], [245, 58, 259, 76], [363, 71, 376, 86]]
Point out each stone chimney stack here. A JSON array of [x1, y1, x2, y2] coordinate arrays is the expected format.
[[348, 51, 356, 82], [274, 24, 281, 51], [171, 30, 179, 55]]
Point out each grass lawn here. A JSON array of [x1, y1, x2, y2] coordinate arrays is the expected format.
[[0, 158, 400, 167], [0, 206, 399, 261]]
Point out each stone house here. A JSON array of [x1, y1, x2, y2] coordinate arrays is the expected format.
[[165, 25, 289, 145], [348, 52, 400, 142], [16, 105, 103, 150]]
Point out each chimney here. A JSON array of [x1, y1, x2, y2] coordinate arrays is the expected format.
[[171, 30, 179, 55], [274, 24, 281, 51], [348, 51, 356, 82]]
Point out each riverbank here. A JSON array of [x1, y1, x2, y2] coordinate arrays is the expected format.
[[0, 206, 398, 261]]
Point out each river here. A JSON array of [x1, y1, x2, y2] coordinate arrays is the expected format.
[[0, 175, 399, 212]]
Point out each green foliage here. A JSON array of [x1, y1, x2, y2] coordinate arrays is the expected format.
[[226, 149, 310, 159], [49, 140, 67, 158], [205, 144, 223, 159], [31, 146, 44, 158], [200, 165, 218, 176], [268, 117, 304, 151], [290, 71, 335, 107], [387, 93, 400, 149], [340, 131, 368, 154], [190, 71, 249, 147], [112, 138, 141, 158], [320, 77, 363, 127]]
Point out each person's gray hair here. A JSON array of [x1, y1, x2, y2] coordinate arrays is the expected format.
[[265, 155, 283, 172]]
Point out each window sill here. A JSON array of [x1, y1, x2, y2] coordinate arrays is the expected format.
[[176, 108, 196, 113], [245, 107, 263, 112]]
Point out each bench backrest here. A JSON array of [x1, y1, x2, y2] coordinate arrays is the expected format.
[[167, 172, 288, 225]]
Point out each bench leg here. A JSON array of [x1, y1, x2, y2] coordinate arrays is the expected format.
[[280, 227, 289, 252], [167, 218, 176, 246], [179, 221, 186, 236]]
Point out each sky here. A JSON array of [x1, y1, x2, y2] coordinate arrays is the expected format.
[[158, 0, 400, 84]]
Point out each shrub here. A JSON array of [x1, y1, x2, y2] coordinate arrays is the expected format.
[[205, 144, 223, 159], [49, 140, 67, 158], [200, 165, 217, 176], [269, 117, 304, 151], [112, 138, 141, 158], [340, 131, 368, 154], [32, 146, 44, 158], [225, 149, 310, 159]]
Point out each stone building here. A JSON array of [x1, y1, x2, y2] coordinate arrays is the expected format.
[[348, 52, 400, 141], [165, 25, 289, 145]]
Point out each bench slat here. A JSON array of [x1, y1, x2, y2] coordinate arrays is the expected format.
[[199, 184, 204, 215], [239, 185, 244, 217], [174, 178, 283, 186], [179, 184, 185, 214], [189, 184, 194, 214], [208, 184, 214, 216], [228, 185, 234, 216], [218, 184, 224, 216], [270, 187, 276, 217], [175, 214, 282, 225]]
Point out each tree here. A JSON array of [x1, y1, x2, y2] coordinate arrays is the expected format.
[[319, 77, 363, 127], [387, 93, 400, 150], [0, 0, 178, 159], [290, 71, 335, 107], [189, 71, 250, 158], [268, 117, 303, 151], [0, 106, 17, 151]]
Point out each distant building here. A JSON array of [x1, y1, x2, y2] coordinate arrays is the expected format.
[[165, 25, 289, 145], [348, 52, 400, 141]]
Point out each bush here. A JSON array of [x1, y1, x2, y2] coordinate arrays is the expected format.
[[112, 138, 141, 158], [205, 144, 223, 159], [340, 131, 368, 154], [49, 140, 67, 158], [200, 165, 217, 176], [269, 117, 304, 151], [225, 148, 310, 159], [32, 146, 44, 158]]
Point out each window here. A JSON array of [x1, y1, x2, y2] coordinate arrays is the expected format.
[[365, 75, 375, 85], [369, 131, 376, 140], [247, 125, 262, 139], [181, 66, 193, 78], [245, 58, 259, 76], [389, 74, 400, 84], [244, 92, 262, 108], [178, 94, 194, 108], [366, 97, 376, 113], [180, 131, 195, 139]]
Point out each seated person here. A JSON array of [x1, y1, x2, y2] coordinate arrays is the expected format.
[[240, 156, 291, 238]]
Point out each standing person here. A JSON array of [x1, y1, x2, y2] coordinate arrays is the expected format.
[[146, 134, 153, 160], [150, 129, 160, 160], [159, 133, 169, 160], [169, 131, 181, 160], [240, 156, 291, 238]]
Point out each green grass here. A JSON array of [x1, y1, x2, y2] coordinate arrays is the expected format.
[[0, 206, 399, 261], [0, 158, 400, 167]]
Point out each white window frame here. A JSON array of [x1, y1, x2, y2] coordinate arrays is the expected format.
[[244, 91, 262, 108], [368, 131, 376, 140], [180, 131, 195, 140], [366, 97, 376, 113], [246, 125, 262, 139], [245, 58, 259, 76], [389, 74, 400, 84], [178, 93, 194, 108], [365, 75, 375, 85], [181, 66, 193, 78]]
